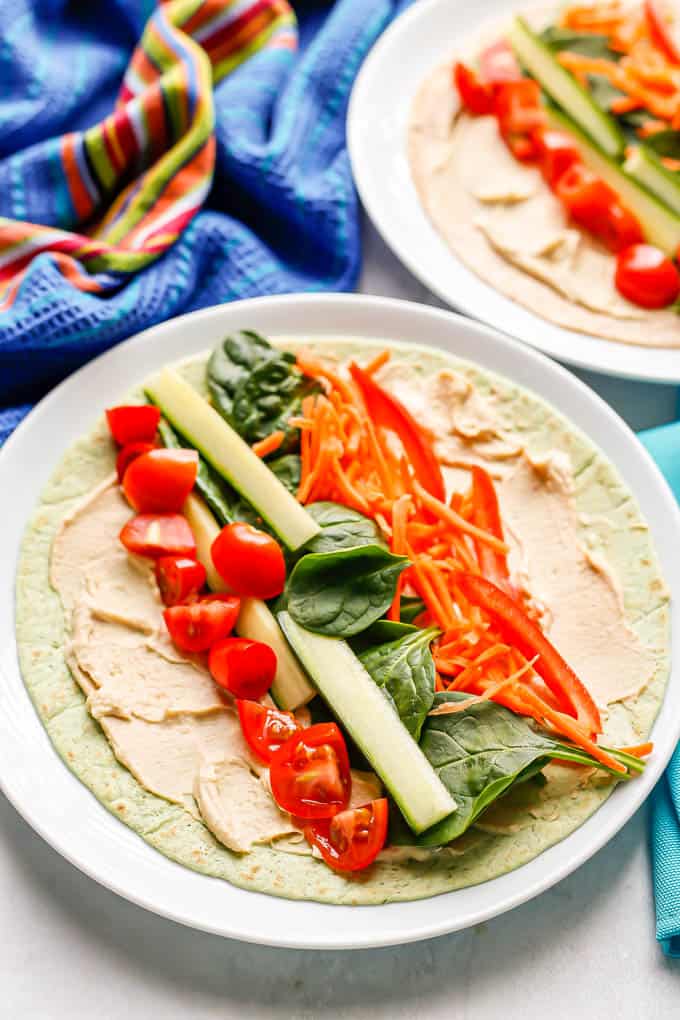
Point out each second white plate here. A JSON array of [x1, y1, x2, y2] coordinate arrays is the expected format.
[[348, 0, 680, 384]]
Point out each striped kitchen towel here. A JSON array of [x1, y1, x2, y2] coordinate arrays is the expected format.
[[0, 0, 410, 440]]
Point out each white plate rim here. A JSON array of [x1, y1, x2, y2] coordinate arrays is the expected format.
[[348, 0, 680, 385], [1, 292, 678, 950]]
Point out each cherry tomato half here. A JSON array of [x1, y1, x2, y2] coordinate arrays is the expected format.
[[122, 448, 198, 513], [120, 513, 197, 559], [615, 243, 680, 308], [116, 440, 156, 483], [303, 799, 389, 872], [269, 722, 351, 820], [494, 79, 545, 162], [453, 62, 496, 115], [106, 405, 160, 446], [598, 201, 645, 253], [533, 130, 581, 188], [237, 700, 301, 762], [155, 556, 206, 606], [209, 638, 276, 700], [210, 522, 286, 599], [478, 39, 522, 83], [164, 595, 241, 653]]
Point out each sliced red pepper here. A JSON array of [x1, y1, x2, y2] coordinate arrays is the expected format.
[[479, 39, 522, 83], [645, 0, 680, 63], [470, 466, 513, 594], [349, 362, 446, 501], [454, 572, 602, 735], [453, 62, 496, 115]]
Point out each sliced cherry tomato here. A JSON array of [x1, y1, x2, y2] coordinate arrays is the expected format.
[[122, 448, 198, 513], [120, 513, 196, 559], [533, 129, 581, 187], [615, 243, 680, 308], [598, 201, 645, 253], [155, 556, 206, 606], [479, 39, 522, 83], [453, 62, 496, 115], [236, 700, 301, 762], [554, 162, 614, 230], [348, 361, 446, 501], [116, 440, 156, 483], [210, 522, 286, 599], [470, 466, 513, 594], [209, 637, 276, 700], [303, 799, 389, 872], [106, 405, 160, 446], [455, 572, 602, 735], [646, 0, 680, 63], [269, 722, 351, 820], [494, 80, 545, 161], [164, 595, 240, 653]]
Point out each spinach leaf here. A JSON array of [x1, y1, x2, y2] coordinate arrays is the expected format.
[[416, 693, 633, 845], [349, 620, 417, 655], [586, 73, 627, 113], [157, 418, 235, 525], [400, 596, 425, 624], [269, 454, 301, 495], [207, 331, 318, 454], [359, 626, 439, 740], [641, 131, 680, 160], [540, 26, 619, 60], [285, 545, 409, 637], [304, 502, 387, 555]]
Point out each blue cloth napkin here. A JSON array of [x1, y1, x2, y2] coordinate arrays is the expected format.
[[0, 0, 409, 444], [640, 421, 680, 957]]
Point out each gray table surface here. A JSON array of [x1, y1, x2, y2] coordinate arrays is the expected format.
[[2, 219, 678, 1019]]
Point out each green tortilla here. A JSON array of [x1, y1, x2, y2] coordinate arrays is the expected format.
[[15, 338, 670, 905]]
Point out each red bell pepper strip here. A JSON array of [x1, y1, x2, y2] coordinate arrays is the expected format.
[[454, 572, 602, 735], [348, 362, 446, 501], [470, 466, 513, 593], [645, 0, 680, 63]]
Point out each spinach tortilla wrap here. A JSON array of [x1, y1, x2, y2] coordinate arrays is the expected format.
[[15, 337, 670, 904]]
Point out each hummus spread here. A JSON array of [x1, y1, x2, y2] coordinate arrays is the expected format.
[[48, 361, 655, 863], [408, 14, 680, 347]]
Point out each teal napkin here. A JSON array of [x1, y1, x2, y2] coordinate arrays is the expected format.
[[640, 422, 680, 956]]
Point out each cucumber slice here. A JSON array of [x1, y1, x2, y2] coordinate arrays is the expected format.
[[183, 493, 315, 710], [507, 16, 625, 158], [624, 144, 680, 217], [146, 368, 319, 552], [278, 612, 457, 833], [547, 107, 680, 255]]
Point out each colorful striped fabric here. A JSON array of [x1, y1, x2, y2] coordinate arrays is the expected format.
[[0, 0, 296, 308], [0, 0, 411, 439]]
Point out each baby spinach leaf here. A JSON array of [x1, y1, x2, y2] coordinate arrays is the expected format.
[[349, 620, 417, 655], [416, 693, 634, 845], [400, 596, 426, 624], [269, 454, 301, 495], [359, 626, 439, 740], [304, 502, 387, 555], [641, 131, 680, 160], [285, 545, 409, 637], [207, 331, 318, 454], [540, 26, 619, 60]]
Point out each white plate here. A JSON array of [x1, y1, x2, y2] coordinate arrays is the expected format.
[[1, 294, 679, 949], [348, 0, 680, 385]]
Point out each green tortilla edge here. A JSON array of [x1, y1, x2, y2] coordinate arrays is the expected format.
[[15, 337, 670, 906]]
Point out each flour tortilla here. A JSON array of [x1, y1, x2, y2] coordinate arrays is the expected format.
[[408, 5, 680, 348], [16, 337, 670, 905]]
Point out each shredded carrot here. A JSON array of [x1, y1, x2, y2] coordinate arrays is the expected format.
[[364, 349, 391, 375], [251, 430, 285, 458], [296, 355, 357, 405], [638, 117, 670, 135], [662, 156, 680, 169], [519, 687, 626, 774], [410, 556, 451, 631], [412, 481, 509, 554], [391, 494, 412, 557], [610, 95, 643, 113], [430, 656, 537, 715], [422, 559, 456, 628]]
